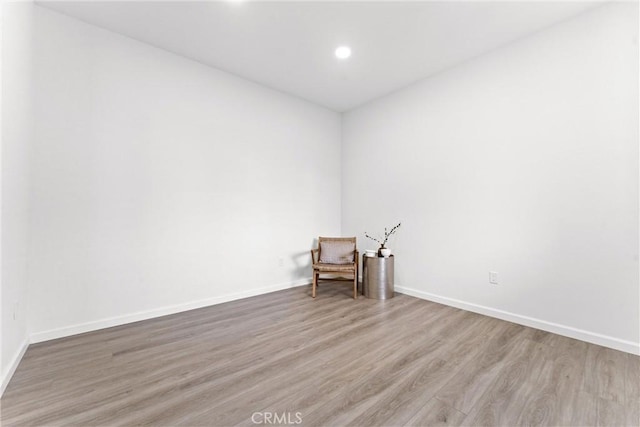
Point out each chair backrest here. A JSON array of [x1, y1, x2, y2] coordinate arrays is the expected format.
[[318, 237, 356, 264]]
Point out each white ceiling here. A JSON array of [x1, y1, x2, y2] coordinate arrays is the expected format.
[[37, 1, 601, 112]]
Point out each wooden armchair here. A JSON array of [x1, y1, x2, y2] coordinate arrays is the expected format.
[[310, 237, 359, 299]]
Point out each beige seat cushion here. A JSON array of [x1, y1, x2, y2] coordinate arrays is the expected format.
[[319, 240, 355, 264], [313, 263, 356, 272]]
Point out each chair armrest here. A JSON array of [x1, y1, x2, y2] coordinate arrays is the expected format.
[[310, 249, 319, 264], [354, 250, 359, 265]]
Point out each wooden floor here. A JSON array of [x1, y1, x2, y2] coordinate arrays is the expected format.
[[1, 283, 638, 426]]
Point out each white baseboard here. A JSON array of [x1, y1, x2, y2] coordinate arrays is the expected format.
[[395, 285, 640, 356], [31, 278, 311, 344], [1, 337, 29, 397]]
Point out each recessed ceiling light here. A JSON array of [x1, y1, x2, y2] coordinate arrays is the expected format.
[[335, 46, 352, 60]]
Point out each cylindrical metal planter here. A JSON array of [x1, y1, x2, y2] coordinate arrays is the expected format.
[[363, 255, 394, 299]]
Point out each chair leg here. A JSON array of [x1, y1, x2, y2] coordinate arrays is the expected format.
[[312, 272, 317, 298]]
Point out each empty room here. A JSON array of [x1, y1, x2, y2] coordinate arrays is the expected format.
[[1, 0, 639, 426]]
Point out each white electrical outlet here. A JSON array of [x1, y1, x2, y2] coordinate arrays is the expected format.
[[278, 257, 284, 267], [13, 301, 19, 321], [489, 271, 499, 285]]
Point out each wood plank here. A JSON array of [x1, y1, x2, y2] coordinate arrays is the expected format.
[[434, 322, 528, 414], [341, 316, 501, 427], [460, 338, 548, 426], [582, 344, 627, 403], [626, 353, 640, 427], [404, 397, 467, 427], [596, 397, 626, 426], [515, 337, 589, 426]]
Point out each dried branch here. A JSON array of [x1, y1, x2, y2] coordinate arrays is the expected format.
[[364, 232, 383, 245], [365, 222, 401, 247]]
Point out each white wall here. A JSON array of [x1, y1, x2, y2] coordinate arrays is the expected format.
[[342, 3, 639, 353], [28, 6, 341, 341], [1, 1, 33, 392]]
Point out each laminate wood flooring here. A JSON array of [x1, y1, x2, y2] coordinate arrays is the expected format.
[[1, 283, 638, 426]]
